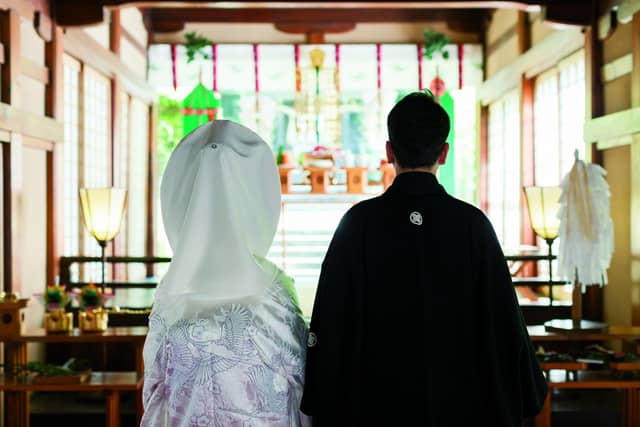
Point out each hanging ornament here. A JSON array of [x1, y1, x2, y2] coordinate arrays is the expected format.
[[253, 44, 260, 125], [430, 65, 446, 99], [293, 44, 302, 134], [334, 44, 341, 92], [309, 47, 325, 146], [171, 44, 178, 91], [376, 43, 382, 91], [417, 43, 424, 91], [211, 43, 218, 93], [458, 44, 464, 89], [181, 82, 222, 135], [294, 44, 301, 93]]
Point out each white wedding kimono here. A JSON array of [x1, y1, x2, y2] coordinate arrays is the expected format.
[[142, 262, 309, 427], [141, 121, 310, 426]]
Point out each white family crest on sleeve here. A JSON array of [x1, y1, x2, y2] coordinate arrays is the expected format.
[[307, 332, 317, 347]]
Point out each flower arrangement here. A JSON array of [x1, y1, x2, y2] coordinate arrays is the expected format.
[[42, 286, 69, 312], [79, 284, 103, 311]]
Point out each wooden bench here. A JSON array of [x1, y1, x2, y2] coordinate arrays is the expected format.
[[535, 369, 640, 427], [0, 372, 142, 427]]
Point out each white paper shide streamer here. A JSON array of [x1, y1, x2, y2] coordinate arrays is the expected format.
[[557, 152, 614, 291]]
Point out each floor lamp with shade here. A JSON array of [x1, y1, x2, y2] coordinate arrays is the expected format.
[[524, 185, 562, 303], [79, 188, 128, 303]]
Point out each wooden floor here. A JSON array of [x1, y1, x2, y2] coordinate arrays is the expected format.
[[27, 389, 624, 426]]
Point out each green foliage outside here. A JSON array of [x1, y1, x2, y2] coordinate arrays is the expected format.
[[158, 95, 183, 176]]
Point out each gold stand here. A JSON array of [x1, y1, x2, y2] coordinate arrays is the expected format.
[[78, 309, 109, 332], [44, 309, 73, 333]]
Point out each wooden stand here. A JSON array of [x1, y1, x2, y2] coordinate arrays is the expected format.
[[345, 167, 369, 194], [278, 165, 298, 194], [0, 299, 28, 336], [380, 163, 396, 190], [306, 167, 333, 194]]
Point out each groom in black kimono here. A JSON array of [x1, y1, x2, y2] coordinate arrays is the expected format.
[[301, 92, 547, 426]]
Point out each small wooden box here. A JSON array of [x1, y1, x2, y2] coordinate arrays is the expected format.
[[0, 299, 29, 337]]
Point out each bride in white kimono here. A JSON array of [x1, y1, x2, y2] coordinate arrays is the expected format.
[[141, 120, 310, 427]]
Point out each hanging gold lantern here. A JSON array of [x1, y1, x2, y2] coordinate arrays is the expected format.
[[309, 48, 325, 69]]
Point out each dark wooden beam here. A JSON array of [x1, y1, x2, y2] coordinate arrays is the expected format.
[[275, 22, 356, 35], [55, 0, 105, 26], [142, 7, 486, 34], [34, 10, 53, 42], [1, 9, 20, 105], [517, 10, 530, 53], [541, 3, 592, 27]]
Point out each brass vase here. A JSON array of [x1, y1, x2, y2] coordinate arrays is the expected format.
[[78, 309, 108, 332], [44, 309, 73, 333]]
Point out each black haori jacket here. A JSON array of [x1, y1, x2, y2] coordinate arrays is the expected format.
[[301, 172, 548, 426]]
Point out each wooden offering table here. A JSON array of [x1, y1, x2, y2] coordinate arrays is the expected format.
[[528, 325, 640, 427], [1, 327, 148, 427]]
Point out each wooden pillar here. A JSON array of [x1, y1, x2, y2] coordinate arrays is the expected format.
[[109, 10, 121, 280], [110, 9, 121, 187], [631, 12, 640, 326], [632, 12, 640, 109], [518, 11, 536, 276], [45, 26, 64, 287], [1, 9, 21, 295], [584, 1, 604, 165], [306, 32, 325, 44], [520, 76, 536, 273], [479, 106, 489, 213], [1, 10, 20, 106], [145, 104, 158, 277]]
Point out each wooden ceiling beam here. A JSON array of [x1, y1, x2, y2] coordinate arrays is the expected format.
[[540, 3, 592, 27], [142, 8, 486, 34]]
